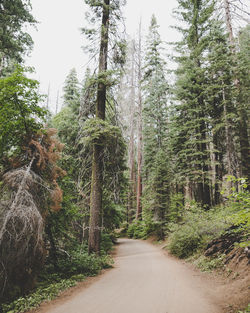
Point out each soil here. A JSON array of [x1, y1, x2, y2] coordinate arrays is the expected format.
[[27, 238, 249, 313]]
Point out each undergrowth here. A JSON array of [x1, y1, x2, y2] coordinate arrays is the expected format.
[[192, 254, 226, 272], [166, 203, 233, 258], [1, 238, 114, 313], [238, 303, 250, 313]]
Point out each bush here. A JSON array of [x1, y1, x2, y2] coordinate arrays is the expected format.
[[167, 203, 232, 258], [55, 247, 113, 277], [127, 219, 158, 239], [194, 254, 226, 272], [168, 224, 202, 258], [2, 279, 77, 313], [100, 232, 115, 254]]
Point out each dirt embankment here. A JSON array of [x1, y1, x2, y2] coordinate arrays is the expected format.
[[203, 230, 250, 313]]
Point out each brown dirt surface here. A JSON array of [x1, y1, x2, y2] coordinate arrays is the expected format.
[[26, 238, 250, 313]]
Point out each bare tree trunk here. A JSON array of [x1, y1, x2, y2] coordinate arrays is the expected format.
[[127, 41, 136, 222], [88, 0, 110, 254], [224, 0, 234, 46], [136, 22, 143, 220]]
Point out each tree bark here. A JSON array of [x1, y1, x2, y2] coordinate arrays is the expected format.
[[88, 0, 110, 254], [136, 22, 143, 220], [127, 41, 136, 223], [223, 0, 250, 187]]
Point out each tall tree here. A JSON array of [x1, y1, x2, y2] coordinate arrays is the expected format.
[[0, 0, 36, 75], [127, 40, 137, 222], [136, 22, 143, 220], [222, 0, 250, 185], [142, 15, 169, 228], [83, 0, 126, 254], [87, 0, 110, 254]]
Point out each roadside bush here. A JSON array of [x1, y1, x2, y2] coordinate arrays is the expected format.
[[127, 218, 157, 239], [55, 247, 113, 277], [100, 232, 115, 254], [167, 203, 232, 258], [127, 221, 145, 238], [168, 224, 202, 258], [194, 254, 226, 272]]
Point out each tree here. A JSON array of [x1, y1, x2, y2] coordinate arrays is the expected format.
[[171, 0, 218, 208], [0, 66, 46, 166], [62, 68, 80, 113], [0, 0, 36, 75], [142, 15, 169, 230], [82, 0, 126, 254], [135, 22, 143, 221], [222, 0, 250, 187]]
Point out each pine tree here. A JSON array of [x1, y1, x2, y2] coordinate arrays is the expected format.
[[142, 15, 169, 228], [0, 0, 36, 75], [171, 0, 217, 208], [82, 0, 126, 254], [62, 68, 80, 113]]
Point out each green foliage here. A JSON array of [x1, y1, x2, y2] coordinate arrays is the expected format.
[[167, 192, 184, 223], [62, 68, 80, 113], [168, 224, 203, 258], [167, 203, 233, 258], [127, 218, 158, 239], [0, 0, 36, 72], [0, 66, 46, 163], [1, 242, 114, 313], [100, 232, 115, 254], [223, 176, 250, 247], [55, 246, 113, 276], [80, 118, 123, 146], [2, 279, 77, 313], [194, 254, 226, 272]]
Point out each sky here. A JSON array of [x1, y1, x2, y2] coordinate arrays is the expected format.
[[26, 0, 179, 112]]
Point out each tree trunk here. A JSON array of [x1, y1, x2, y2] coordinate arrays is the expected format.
[[136, 22, 143, 220], [88, 0, 110, 254], [127, 41, 136, 222], [223, 0, 250, 188]]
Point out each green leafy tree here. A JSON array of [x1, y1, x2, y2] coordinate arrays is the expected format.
[[0, 66, 46, 168]]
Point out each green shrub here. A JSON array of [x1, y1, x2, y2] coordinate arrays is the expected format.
[[194, 254, 226, 272], [127, 219, 157, 239], [100, 232, 115, 254], [56, 248, 113, 277], [167, 203, 232, 258], [2, 279, 77, 313], [168, 224, 202, 258]]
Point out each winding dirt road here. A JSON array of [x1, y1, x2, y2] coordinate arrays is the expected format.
[[39, 238, 223, 313]]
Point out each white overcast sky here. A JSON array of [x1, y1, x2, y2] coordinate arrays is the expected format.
[[26, 0, 179, 112]]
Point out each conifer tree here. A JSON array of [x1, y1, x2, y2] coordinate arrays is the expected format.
[[62, 68, 80, 113], [171, 0, 217, 207], [142, 15, 169, 228], [82, 0, 126, 254]]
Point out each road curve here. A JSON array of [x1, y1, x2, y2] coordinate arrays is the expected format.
[[42, 238, 221, 313]]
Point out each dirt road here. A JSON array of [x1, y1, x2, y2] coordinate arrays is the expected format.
[[39, 238, 223, 313]]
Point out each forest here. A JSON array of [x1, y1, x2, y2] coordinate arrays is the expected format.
[[0, 0, 249, 312]]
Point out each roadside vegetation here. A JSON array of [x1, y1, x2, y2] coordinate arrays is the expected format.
[[0, 0, 249, 313]]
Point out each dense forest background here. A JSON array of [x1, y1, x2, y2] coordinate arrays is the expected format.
[[0, 0, 249, 312]]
